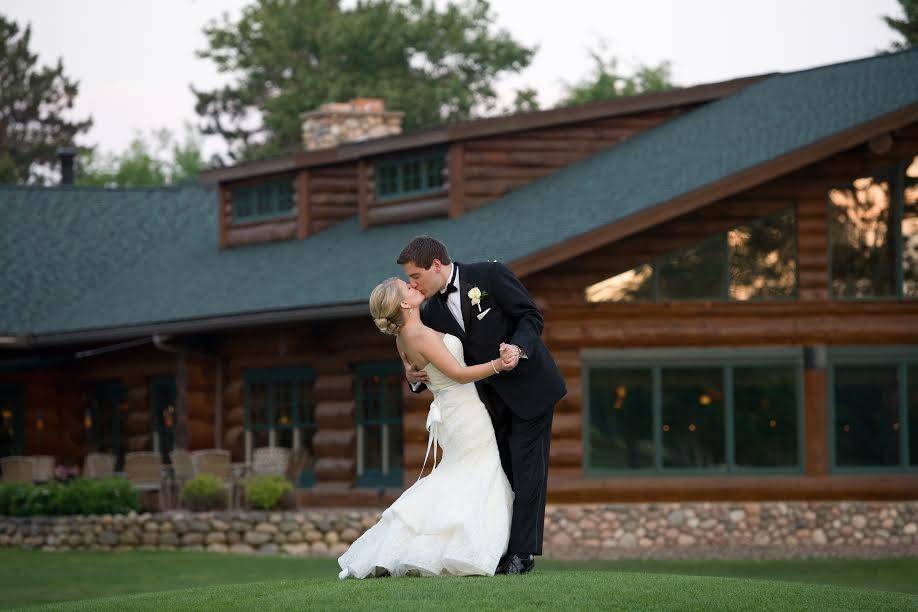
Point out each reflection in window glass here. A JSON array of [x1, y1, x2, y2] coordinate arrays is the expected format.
[[729, 209, 797, 300], [829, 175, 895, 298], [585, 264, 654, 303], [904, 156, 918, 298], [734, 366, 798, 467], [588, 369, 654, 469], [834, 366, 900, 466], [661, 368, 725, 469], [658, 235, 725, 300]]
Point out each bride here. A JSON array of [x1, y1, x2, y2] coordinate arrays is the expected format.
[[337, 277, 514, 579]]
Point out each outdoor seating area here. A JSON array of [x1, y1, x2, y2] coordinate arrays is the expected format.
[[0, 447, 305, 511]]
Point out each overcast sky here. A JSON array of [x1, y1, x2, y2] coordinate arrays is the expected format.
[[2, 0, 904, 159]]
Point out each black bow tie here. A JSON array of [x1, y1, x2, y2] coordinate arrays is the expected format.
[[437, 282, 458, 302]]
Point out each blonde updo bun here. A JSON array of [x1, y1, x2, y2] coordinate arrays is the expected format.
[[369, 278, 405, 336]]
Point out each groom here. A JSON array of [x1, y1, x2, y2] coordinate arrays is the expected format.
[[397, 235, 566, 575]]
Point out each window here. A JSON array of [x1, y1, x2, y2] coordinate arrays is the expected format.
[[354, 362, 404, 487], [0, 385, 25, 459], [586, 207, 797, 303], [244, 367, 317, 486], [88, 381, 127, 470], [829, 155, 918, 299], [585, 348, 802, 474], [829, 347, 918, 471], [375, 151, 446, 200], [230, 176, 296, 222], [150, 376, 176, 464]]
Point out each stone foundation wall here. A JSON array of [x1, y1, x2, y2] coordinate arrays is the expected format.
[[1, 501, 916, 560]]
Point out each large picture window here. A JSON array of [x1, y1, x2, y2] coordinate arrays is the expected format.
[[375, 151, 446, 201], [829, 347, 918, 472], [354, 362, 404, 487], [829, 155, 918, 299], [244, 367, 317, 486], [585, 348, 802, 474], [586, 208, 797, 303]]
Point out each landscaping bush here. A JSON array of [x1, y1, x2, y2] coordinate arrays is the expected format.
[[0, 478, 138, 516], [179, 474, 228, 511], [244, 474, 293, 511]]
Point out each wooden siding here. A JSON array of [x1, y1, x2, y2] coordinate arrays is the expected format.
[[221, 165, 359, 248]]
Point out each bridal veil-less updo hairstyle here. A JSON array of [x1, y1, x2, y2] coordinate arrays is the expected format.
[[369, 277, 405, 336]]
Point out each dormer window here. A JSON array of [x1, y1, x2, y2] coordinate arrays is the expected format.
[[376, 151, 446, 201], [230, 176, 296, 222]]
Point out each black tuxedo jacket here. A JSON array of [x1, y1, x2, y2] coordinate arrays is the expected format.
[[417, 261, 566, 419]]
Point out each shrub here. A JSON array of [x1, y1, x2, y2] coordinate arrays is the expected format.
[[0, 478, 138, 516], [244, 474, 293, 511], [179, 474, 228, 511]]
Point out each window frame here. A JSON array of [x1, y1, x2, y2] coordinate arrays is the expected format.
[[243, 366, 317, 486], [353, 361, 405, 487], [582, 347, 805, 477], [229, 175, 297, 223], [826, 156, 917, 301], [374, 150, 447, 202], [826, 345, 918, 474]]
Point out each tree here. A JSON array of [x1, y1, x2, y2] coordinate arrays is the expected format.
[[0, 14, 92, 184], [882, 0, 917, 51], [77, 125, 205, 188], [193, 0, 535, 162], [559, 45, 675, 107]]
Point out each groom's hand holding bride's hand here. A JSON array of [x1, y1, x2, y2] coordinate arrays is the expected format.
[[402, 352, 429, 385], [499, 343, 520, 371]]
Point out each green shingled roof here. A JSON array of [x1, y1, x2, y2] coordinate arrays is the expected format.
[[2, 49, 917, 341]]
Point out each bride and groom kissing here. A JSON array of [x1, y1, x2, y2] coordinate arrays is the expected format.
[[338, 235, 566, 579]]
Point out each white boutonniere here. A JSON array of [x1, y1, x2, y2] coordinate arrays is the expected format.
[[467, 286, 489, 317]]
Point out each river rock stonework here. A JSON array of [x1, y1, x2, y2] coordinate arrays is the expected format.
[[1, 502, 916, 560]]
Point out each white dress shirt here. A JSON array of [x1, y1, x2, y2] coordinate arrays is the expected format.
[[441, 262, 464, 332]]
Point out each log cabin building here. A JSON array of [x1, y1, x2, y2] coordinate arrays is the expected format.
[[1, 50, 917, 507]]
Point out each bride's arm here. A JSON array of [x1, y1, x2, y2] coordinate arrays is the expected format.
[[414, 331, 508, 384]]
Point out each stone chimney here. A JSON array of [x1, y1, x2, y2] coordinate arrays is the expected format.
[[301, 98, 403, 151]]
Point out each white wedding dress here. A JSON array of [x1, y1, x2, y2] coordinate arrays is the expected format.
[[338, 333, 514, 579]]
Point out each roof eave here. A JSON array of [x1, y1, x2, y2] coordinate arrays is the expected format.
[[20, 302, 369, 348]]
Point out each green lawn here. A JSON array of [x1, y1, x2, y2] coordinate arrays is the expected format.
[[1, 550, 915, 610]]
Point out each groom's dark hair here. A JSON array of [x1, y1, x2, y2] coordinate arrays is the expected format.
[[397, 235, 452, 269]]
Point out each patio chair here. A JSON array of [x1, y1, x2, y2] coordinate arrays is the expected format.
[[31, 455, 55, 483], [83, 453, 115, 479], [124, 451, 167, 511], [167, 449, 194, 509], [252, 446, 291, 477], [190, 449, 236, 508], [0, 456, 33, 483]]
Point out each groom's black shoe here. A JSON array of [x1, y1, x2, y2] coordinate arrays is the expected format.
[[496, 553, 534, 575]]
